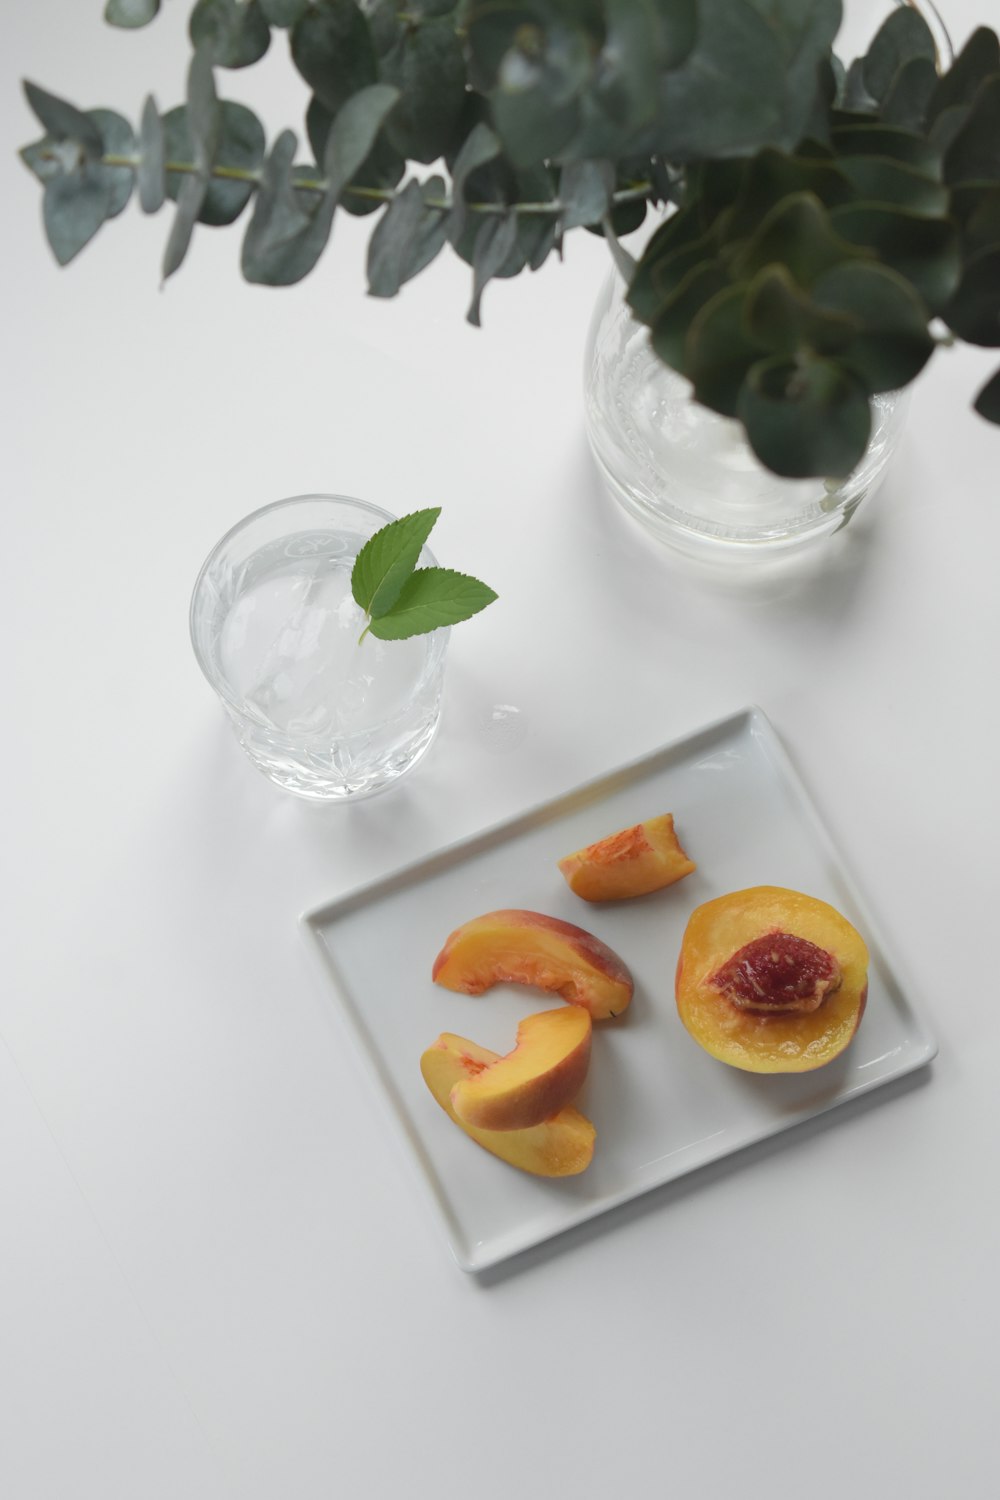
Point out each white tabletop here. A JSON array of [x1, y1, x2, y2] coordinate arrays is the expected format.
[[4, 5, 999, 1497]]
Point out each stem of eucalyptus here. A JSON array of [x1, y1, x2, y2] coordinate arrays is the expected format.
[[100, 152, 654, 217]]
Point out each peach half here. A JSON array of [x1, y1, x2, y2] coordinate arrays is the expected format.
[[675, 886, 869, 1074], [421, 1033, 596, 1177], [450, 1006, 592, 1131], [558, 813, 696, 901], [432, 909, 634, 1019]]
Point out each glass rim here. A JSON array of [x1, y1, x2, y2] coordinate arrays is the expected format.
[[189, 492, 449, 728]]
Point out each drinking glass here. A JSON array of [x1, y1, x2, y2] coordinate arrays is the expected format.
[[190, 494, 449, 800]]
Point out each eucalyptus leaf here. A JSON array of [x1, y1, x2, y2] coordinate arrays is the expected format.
[[380, 18, 466, 164], [930, 103, 972, 155], [291, 0, 377, 114], [596, 196, 647, 238], [591, 0, 661, 131], [945, 247, 1000, 346], [830, 203, 961, 313], [138, 95, 166, 213], [842, 59, 877, 114], [43, 168, 112, 265], [732, 193, 864, 288], [880, 56, 938, 132], [246, 83, 403, 279], [162, 171, 207, 279], [559, 159, 613, 230], [744, 264, 857, 359], [20, 137, 69, 186], [482, 14, 592, 164], [684, 282, 766, 417], [927, 27, 1000, 123], [306, 96, 404, 216], [738, 355, 872, 479], [650, 227, 722, 304], [491, 84, 579, 170], [974, 365, 1000, 423], [722, 149, 854, 244], [689, 158, 749, 231], [190, 0, 271, 69], [951, 183, 1000, 257], [627, 204, 704, 324], [351, 507, 441, 619], [464, 4, 537, 94], [651, 262, 732, 370], [944, 77, 1000, 185], [812, 261, 936, 391], [649, 0, 786, 161], [90, 109, 135, 218], [104, 0, 160, 28], [744, 0, 843, 145], [322, 83, 401, 199], [831, 122, 940, 173], [367, 178, 426, 296], [404, 176, 450, 280], [861, 6, 936, 105], [23, 82, 103, 157], [367, 567, 497, 639], [164, 102, 265, 226], [365, 0, 403, 55], [260, 0, 308, 25], [187, 46, 221, 173], [836, 154, 948, 215], [468, 211, 520, 326], [240, 129, 314, 284], [446, 122, 501, 244]]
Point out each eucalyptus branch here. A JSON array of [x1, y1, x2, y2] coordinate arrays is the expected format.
[[18, 0, 1000, 475], [102, 148, 654, 218]]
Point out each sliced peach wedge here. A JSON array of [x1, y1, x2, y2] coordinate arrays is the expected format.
[[432, 909, 634, 1020], [420, 1033, 596, 1177], [450, 1006, 592, 1132], [675, 886, 869, 1074], [558, 814, 696, 902]]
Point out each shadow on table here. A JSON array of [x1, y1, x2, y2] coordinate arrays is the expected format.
[[472, 1061, 934, 1288], [573, 432, 890, 620]]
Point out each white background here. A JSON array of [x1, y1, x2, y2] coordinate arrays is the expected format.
[[3, 3, 998, 1497]]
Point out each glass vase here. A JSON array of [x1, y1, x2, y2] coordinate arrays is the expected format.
[[583, 0, 953, 560]]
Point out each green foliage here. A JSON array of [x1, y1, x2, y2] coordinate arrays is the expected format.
[[18, 0, 1000, 479], [351, 508, 497, 639]]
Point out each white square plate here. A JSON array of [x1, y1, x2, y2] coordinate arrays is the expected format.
[[302, 707, 935, 1271]]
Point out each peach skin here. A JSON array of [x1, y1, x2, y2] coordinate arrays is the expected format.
[[420, 1033, 596, 1176], [558, 814, 696, 902], [675, 886, 869, 1074], [450, 1006, 592, 1131], [432, 909, 634, 1019]]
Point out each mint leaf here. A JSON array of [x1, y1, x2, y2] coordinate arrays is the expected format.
[[367, 567, 497, 639], [351, 506, 440, 619]]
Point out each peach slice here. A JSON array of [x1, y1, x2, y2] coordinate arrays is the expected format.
[[420, 1033, 596, 1177], [432, 909, 634, 1019], [450, 1006, 592, 1131], [558, 813, 696, 901], [675, 886, 869, 1074]]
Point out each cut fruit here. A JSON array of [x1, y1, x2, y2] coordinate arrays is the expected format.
[[675, 886, 869, 1074], [558, 813, 696, 901], [432, 909, 634, 1020], [450, 1006, 592, 1131], [420, 1033, 596, 1177]]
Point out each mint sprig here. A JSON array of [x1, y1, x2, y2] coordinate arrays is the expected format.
[[351, 509, 497, 641]]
